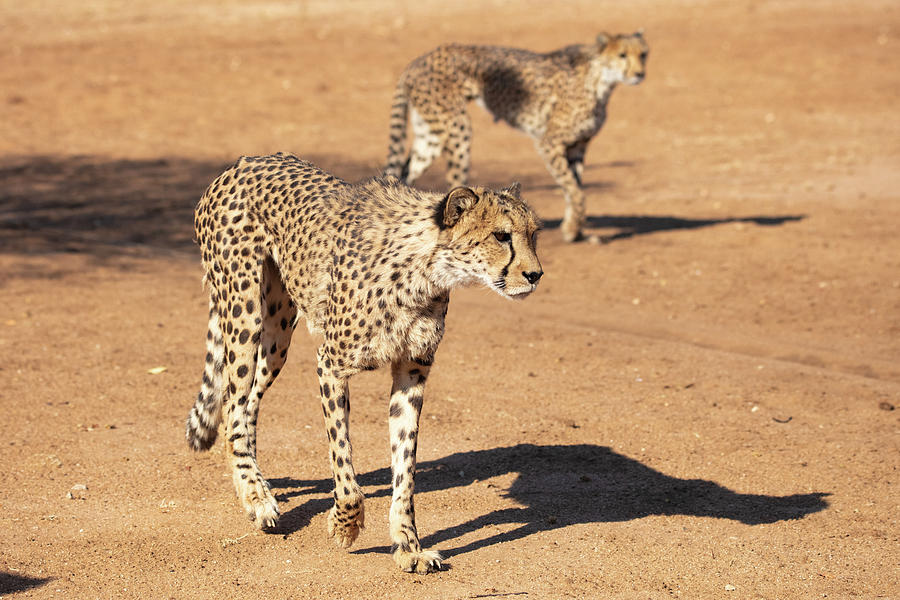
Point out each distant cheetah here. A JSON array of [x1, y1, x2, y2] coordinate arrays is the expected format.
[[185, 153, 542, 573], [384, 32, 648, 242]]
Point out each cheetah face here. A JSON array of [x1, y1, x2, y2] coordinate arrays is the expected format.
[[435, 183, 543, 300], [597, 31, 648, 87]]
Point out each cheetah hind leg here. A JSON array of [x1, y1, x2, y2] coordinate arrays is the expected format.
[[221, 282, 282, 529], [225, 261, 294, 531], [442, 112, 472, 188], [404, 107, 444, 184]]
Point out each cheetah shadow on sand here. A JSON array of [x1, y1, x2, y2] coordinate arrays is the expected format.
[[0, 154, 378, 277], [0, 572, 52, 595], [483, 166, 805, 243], [542, 214, 805, 243], [270, 443, 828, 559]]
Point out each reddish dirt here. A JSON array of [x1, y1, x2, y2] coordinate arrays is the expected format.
[[1, 1, 898, 598]]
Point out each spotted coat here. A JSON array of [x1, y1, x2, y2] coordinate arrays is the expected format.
[[185, 153, 542, 573], [384, 32, 648, 242]]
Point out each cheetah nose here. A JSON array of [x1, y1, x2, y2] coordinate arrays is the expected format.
[[523, 271, 543, 284]]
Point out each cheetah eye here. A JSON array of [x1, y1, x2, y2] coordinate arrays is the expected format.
[[619, 51, 627, 59], [640, 52, 648, 61], [493, 231, 511, 243]]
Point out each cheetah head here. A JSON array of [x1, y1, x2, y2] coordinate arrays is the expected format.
[[596, 31, 648, 86], [433, 183, 543, 300]]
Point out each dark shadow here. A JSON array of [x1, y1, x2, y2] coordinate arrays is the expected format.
[[541, 214, 805, 242], [270, 443, 828, 558], [0, 153, 380, 268], [0, 572, 53, 594], [481, 66, 530, 122]]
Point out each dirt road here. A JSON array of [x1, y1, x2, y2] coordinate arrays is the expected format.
[[1, 1, 898, 598]]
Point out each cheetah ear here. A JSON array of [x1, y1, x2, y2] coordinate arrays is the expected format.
[[441, 186, 479, 228], [634, 28, 645, 38], [501, 182, 521, 199], [596, 32, 611, 47]]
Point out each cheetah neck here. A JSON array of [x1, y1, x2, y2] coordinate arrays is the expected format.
[[586, 60, 619, 105], [595, 79, 616, 105], [352, 182, 452, 304]]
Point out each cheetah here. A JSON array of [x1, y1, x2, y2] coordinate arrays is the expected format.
[[384, 31, 648, 242], [185, 153, 542, 573]]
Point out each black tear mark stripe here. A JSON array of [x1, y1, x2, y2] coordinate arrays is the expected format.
[[499, 242, 516, 281]]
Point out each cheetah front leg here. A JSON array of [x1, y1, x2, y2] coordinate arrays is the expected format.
[[388, 358, 442, 573], [537, 139, 586, 242], [317, 346, 366, 548], [565, 139, 590, 188]]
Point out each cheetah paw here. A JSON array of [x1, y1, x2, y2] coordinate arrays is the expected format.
[[247, 498, 279, 529], [239, 480, 280, 529], [327, 504, 365, 549], [393, 547, 443, 574]]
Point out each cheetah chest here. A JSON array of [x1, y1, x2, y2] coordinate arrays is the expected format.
[[565, 103, 607, 143], [330, 285, 448, 369]]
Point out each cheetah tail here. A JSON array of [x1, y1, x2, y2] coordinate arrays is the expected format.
[[185, 299, 226, 451], [384, 78, 410, 179]]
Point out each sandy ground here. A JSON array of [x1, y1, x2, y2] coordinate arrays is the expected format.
[[1, 1, 898, 598]]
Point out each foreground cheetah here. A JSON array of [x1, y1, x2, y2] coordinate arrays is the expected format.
[[384, 32, 648, 242], [185, 153, 542, 573]]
